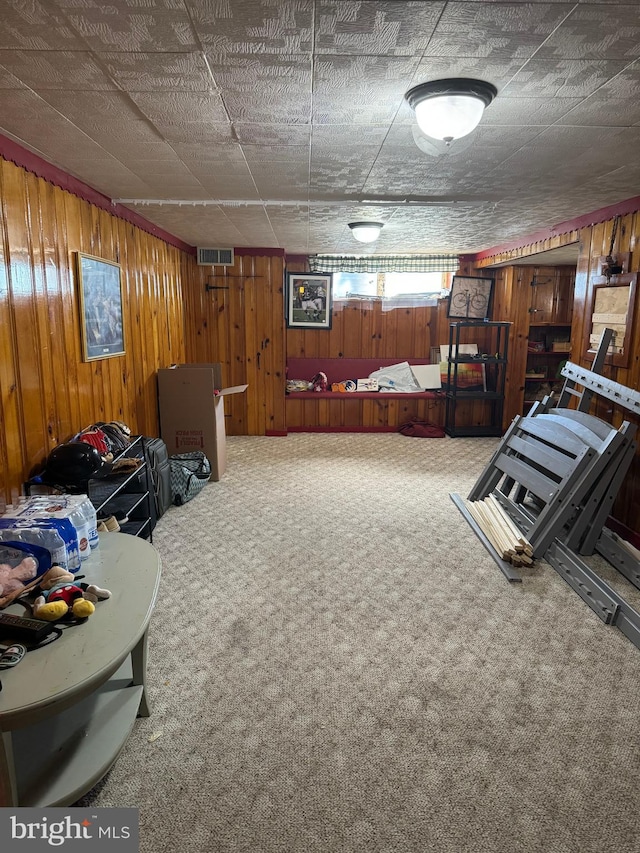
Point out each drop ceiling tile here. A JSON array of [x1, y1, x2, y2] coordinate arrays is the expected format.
[[100, 52, 212, 92], [427, 2, 576, 60], [314, 54, 420, 89], [115, 206, 241, 246], [0, 2, 80, 50], [234, 124, 311, 146], [0, 50, 116, 90], [243, 146, 309, 165], [0, 0, 637, 255], [553, 60, 640, 125], [90, 138, 180, 163], [137, 179, 209, 198], [555, 94, 640, 127], [126, 159, 205, 179], [596, 59, 640, 96], [55, 0, 197, 52], [252, 178, 310, 200], [128, 92, 229, 125], [310, 165, 371, 194], [0, 91, 112, 154], [170, 140, 243, 164], [193, 177, 261, 197], [0, 64, 27, 89], [535, 4, 640, 60], [171, 145, 248, 169], [312, 94, 401, 125], [314, 1, 444, 56], [206, 54, 312, 123], [88, 176, 153, 198], [37, 90, 154, 128], [311, 144, 379, 170], [482, 96, 584, 125], [192, 0, 313, 55], [207, 52, 311, 87], [480, 126, 640, 191], [501, 59, 629, 97], [312, 124, 389, 149], [224, 92, 311, 124]]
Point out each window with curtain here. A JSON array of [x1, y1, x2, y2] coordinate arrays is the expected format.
[[309, 255, 457, 308], [332, 271, 450, 304]]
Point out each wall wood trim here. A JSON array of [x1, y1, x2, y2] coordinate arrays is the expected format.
[[0, 156, 188, 503]]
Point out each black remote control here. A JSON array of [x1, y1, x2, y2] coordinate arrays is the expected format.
[[0, 612, 57, 642]]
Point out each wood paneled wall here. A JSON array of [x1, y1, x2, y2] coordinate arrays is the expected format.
[[0, 157, 188, 504], [182, 254, 286, 436], [473, 213, 640, 535], [286, 298, 445, 361], [3, 150, 639, 535]]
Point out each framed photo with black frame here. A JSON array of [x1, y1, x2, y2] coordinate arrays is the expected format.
[[285, 272, 333, 330], [76, 252, 125, 361], [448, 275, 494, 321]]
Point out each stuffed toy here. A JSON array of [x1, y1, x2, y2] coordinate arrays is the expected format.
[[311, 371, 328, 392], [32, 566, 111, 622], [0, 555, 38, 597]]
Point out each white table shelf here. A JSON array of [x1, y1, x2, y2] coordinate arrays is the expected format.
[[0, 534, 161, 807]]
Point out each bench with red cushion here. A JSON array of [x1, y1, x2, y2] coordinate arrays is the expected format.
[[286, 357, 438, 399]]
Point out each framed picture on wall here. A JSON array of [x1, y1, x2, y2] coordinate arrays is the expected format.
[[448, 275, 494, 320], [583, 273, 637, 368], [76, 253, 125, 361], [286, 272, 333, 330]]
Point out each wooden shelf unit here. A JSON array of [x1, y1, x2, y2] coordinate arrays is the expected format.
[[524, 267, 575, 412]]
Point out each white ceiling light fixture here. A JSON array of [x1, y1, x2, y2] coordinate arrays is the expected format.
[[405, 78, 498, 145], [348, 221, 384, 243]]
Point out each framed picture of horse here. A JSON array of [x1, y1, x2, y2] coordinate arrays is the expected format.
[[286, 272, 333, 330]]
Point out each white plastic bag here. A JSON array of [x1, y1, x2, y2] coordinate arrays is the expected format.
[[368, 361, 422, 393]]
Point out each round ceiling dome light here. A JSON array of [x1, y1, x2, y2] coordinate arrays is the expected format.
[[348, 221, 384, 243], [405, 78, 497, 144]]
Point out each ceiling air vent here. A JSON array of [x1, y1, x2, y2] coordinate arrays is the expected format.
[[197, 247, 234, 266]]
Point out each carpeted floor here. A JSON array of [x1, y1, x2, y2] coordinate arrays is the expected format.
[[77, 433, 640, 853]]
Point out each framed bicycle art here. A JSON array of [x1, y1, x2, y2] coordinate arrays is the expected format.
[[448, 275, 494, 321]]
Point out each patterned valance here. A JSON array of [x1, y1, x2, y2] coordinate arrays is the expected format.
[[308, 254, 460, 273]]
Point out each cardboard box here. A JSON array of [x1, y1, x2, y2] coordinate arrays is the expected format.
[[157, 364, 247, 481]]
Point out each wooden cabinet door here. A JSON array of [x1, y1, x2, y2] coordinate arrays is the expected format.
[[554, 272, 575, 325], [529, 268, 575, 324], [529, 273, 557, 323]]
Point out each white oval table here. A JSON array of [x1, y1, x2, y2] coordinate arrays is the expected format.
[[0, 533, 161, 806]]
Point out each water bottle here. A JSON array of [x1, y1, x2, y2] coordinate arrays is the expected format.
[[0, 525, 69, 571], [65, 496, 99, 551]]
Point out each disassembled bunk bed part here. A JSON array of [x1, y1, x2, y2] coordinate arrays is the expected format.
[[451, 328, 640, 652]]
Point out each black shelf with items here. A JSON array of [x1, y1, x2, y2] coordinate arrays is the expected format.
[[88, 437, 155, 540], [25, 435, 155, 542], [444, 321, 510, 437]]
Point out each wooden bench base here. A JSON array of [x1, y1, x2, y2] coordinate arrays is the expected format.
[[284, 391, 445, 433], [284, 357, 445, 432]]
